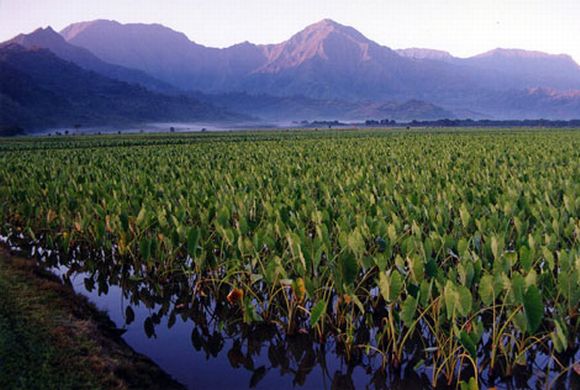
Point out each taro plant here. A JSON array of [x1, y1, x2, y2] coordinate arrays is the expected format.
[[0, 128, 578, 387]]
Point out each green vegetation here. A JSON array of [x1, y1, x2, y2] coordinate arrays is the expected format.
[[0, 129, 578, 387], [0, 252, 183, 389], [0, 256, 99, 389]]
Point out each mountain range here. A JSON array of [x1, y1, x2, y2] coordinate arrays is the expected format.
[[7, 26, 175, 93], [2, 18, 580, 132], [0, 43, 237, 131]]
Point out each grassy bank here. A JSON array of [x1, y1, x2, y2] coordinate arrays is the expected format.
[[0, 250, 183, 389]]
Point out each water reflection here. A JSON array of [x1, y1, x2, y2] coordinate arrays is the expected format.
[[3, 237, 579, 389]]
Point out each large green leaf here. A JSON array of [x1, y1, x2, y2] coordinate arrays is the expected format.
[[550, 319, 568, 353], [340, 252, 358, 286], [408, 254, 424, 283], [478, 274, 495, 306], [519, 246, 532, 272], [400, 295, 418, 328], [187, 227, 200, 258], [459, 330, 477, 358], [378, 269, 403, 303], [445, 281, 472, 319], [456, 286, 473, 317], [523, 285, 543, 334], [444, 281, 457, 320], [459, 204, 471, 229], [348, 229, 366, 258], [510, 273, 525, 305], [310, 301, 326, 327]]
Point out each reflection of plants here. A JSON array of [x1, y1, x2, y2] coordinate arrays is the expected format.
[[1, 129, 579, 388]]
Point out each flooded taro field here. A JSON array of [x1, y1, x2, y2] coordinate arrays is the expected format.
[[0, 129, 579, 389]]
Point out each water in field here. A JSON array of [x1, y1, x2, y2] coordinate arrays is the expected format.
[[2, 238, 577, 390], [46, 259, 580, 390], [52, 262, 422, 389]]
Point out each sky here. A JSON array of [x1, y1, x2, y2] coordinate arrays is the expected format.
[[1, 0, 579, 62]]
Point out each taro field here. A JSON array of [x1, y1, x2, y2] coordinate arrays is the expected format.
[[0, 128, 578, 389]]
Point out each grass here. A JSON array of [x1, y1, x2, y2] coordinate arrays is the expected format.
[[0, 250, 183, 389]]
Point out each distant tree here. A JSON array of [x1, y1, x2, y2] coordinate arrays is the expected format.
[[170, 126, 175, 132]]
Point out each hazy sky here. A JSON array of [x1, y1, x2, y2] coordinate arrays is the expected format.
[[1, 0, 579, 62]]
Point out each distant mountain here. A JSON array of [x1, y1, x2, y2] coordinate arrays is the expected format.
[[60, 19, 580, 106], [478, 88, 580, 120], [202, 92, 453, 121], [199, 92, 352, 121], [59, 19, 479, 99], [4, 27, 175, 93], [3, 18, 580, 121], [258, 19, 400, 72], [61, 20, 266, 91], [463, 48, 580, 90], [239, 19, 423, 99], [0, 44, 239, 131], [350, 99, 454, 121], [396, 48, 455, 62]]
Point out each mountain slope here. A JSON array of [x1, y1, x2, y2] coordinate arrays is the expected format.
[[60, 19, 479, 99], [463, 48, 580, 90], [396, 48, 455, 61], [5, 27, 175, 93], [258, 19, 398, 72], [201, 92, 453, 121], [242, 19, 487, 100], [62, 20, 268, 91], [242, 19, 409, 99], [0, 44, 238, 131], [32, 18, 580, 119], [478, 88, 580, 119]]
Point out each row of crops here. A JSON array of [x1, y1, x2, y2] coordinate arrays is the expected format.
[[0, 129, 578, 387]]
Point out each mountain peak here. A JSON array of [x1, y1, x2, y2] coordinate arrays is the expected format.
[[60, 19, 120, 41], [5, 26, 65, 49], [61, 19, 194, 46], [309, 18, 343, 29], [258, 18, 383, 72], [299, 18, 369, 42], [32, 26, 57, 35]]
